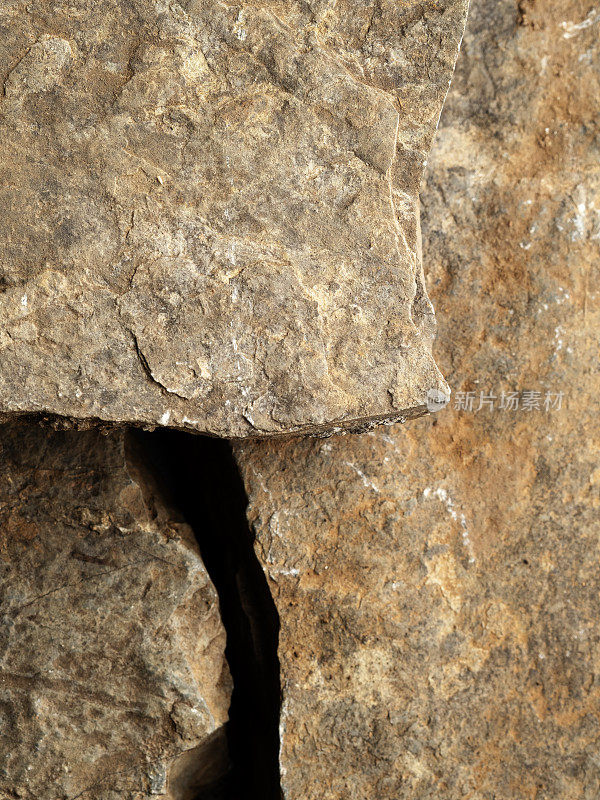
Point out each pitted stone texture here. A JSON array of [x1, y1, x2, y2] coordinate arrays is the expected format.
[[0, 0, 468, 438], [235, 0, 600, 796], [0, 422, 231, 799]]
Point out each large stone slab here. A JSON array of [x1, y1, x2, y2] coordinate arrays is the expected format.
[[235, 0, 600, 795], [0, 0, 468, 437], [0, 422, 231, 799]]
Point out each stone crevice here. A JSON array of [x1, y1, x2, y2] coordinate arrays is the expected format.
[[134, 428, 282, 800]]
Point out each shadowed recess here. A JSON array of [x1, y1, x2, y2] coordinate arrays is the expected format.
[[134, 429, 282, 800]]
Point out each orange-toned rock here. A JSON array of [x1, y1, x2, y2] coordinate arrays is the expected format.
[[235, 0, 600, 796]]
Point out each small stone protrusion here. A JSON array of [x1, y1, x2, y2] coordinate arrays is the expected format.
[[4, 35, 73, 98]]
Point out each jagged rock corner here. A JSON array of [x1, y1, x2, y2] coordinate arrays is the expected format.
[[0, 422, 232, 799], [0, 0, 470, 438]]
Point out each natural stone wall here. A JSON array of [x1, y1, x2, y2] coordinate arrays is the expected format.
[[0, 422, 231, 799], [1, 0, 598, 797], [235, 0, 600, 796], [0, 0, 468, 438]]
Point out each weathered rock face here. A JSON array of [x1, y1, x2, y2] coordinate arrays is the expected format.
[[0, 0, 468, 438], [0, 422, 232, 799], [235, 0, 600, 796]]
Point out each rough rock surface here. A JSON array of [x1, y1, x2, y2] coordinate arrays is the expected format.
[[0, 422, 231, 799], [0, 0, 468, 438], [235, 0, 600, 796]]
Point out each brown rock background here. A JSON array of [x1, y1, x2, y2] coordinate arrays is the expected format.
[[235, 0, 600, 797], [0, 0, 598, 797]]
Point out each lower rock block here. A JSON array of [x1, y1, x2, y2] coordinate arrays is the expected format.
[[0, 422, 231, 799]]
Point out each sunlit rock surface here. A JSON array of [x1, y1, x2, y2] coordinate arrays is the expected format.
[[0, 0, 468, 437]]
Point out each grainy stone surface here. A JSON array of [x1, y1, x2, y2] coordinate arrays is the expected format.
[[0, 0, 468, 438], [235, 0, 600, 796], [0, 422, 232, 799]]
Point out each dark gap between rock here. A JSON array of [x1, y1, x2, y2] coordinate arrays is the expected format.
[[134, 429, 282, 800]]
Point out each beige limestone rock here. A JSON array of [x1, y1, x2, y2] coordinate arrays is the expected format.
[[235, 0, 600, 796], [0, 422, 231, 799], [0, 0, 468, 438]]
